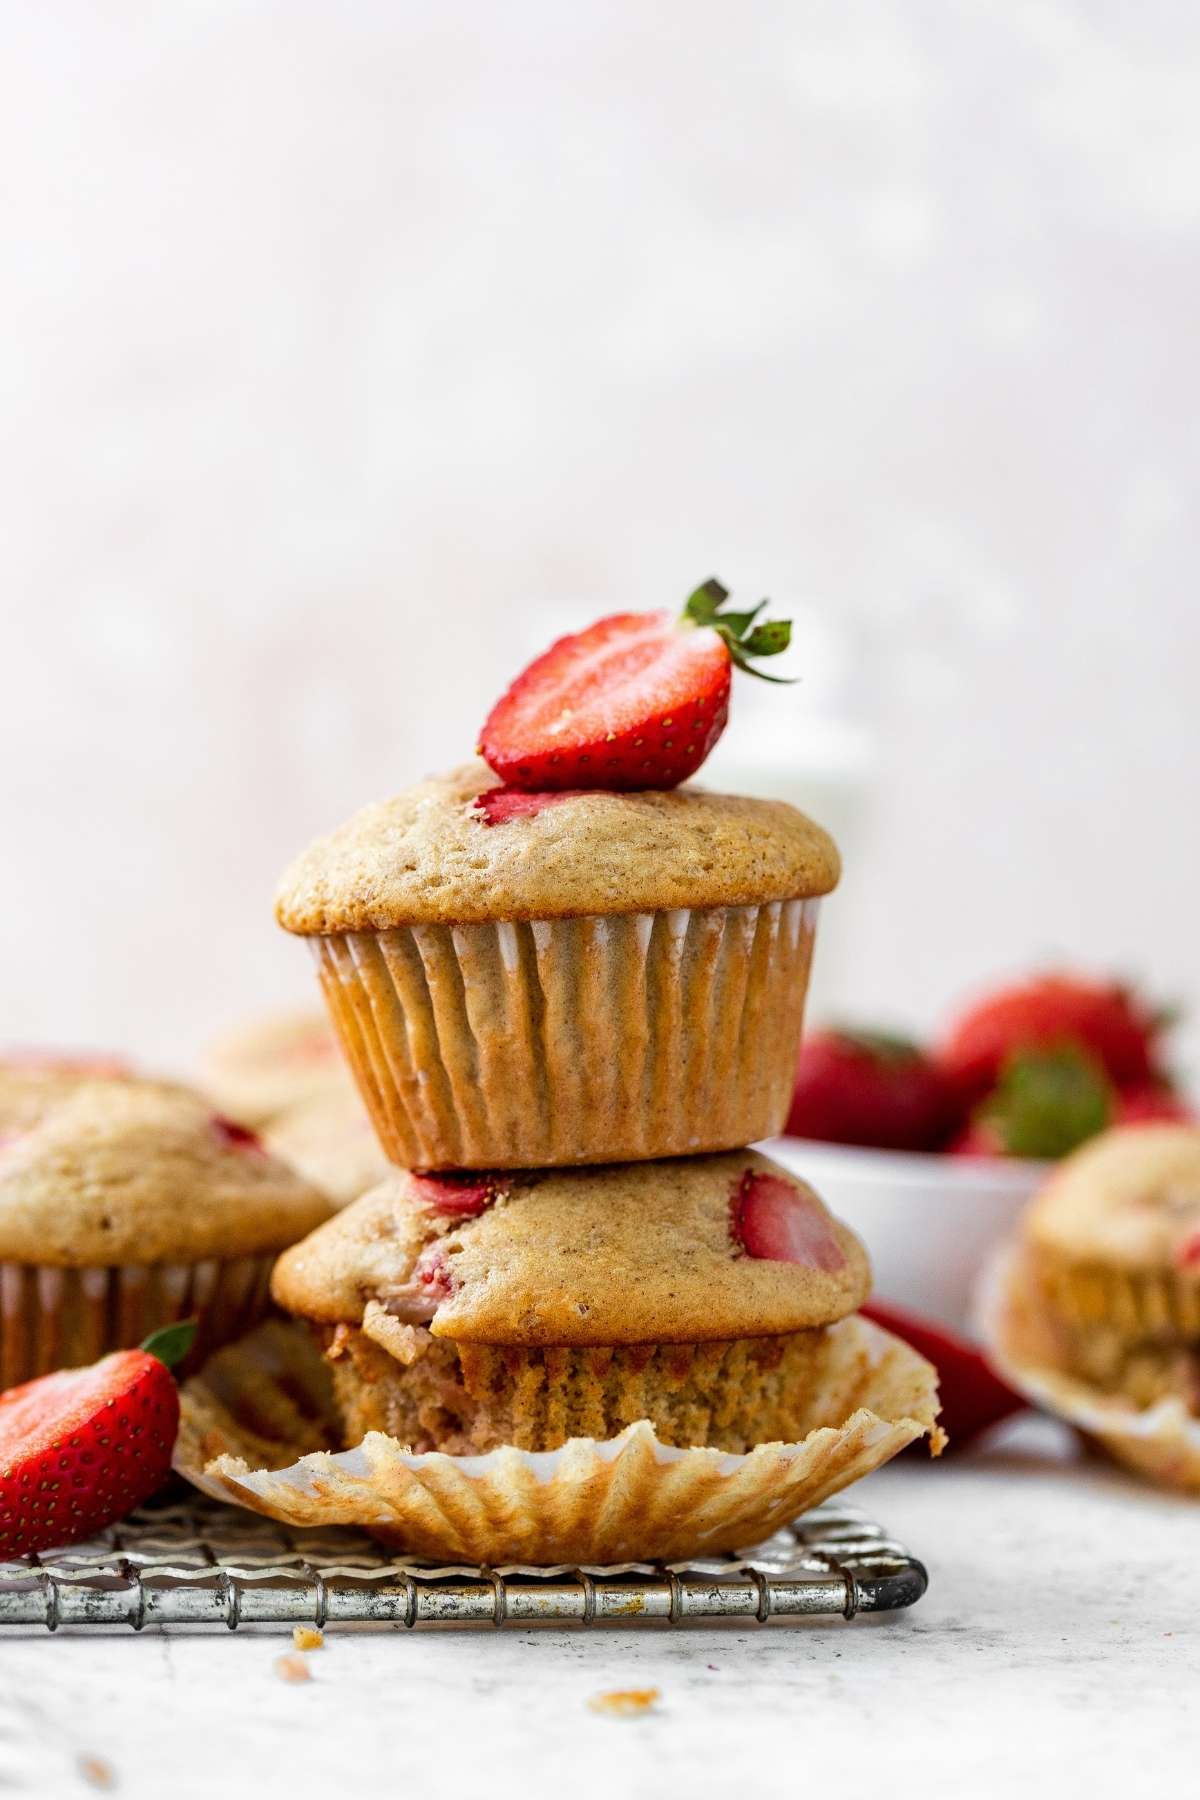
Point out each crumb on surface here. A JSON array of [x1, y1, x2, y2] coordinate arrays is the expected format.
[[588, 1688, 661, 1718], [293, 1625, 324, 1651], [275, 1653, 312, 1684], [77, 1755, 116, 1790]]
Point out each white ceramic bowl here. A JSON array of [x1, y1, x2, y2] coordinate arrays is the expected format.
[[765, 1136, 1047, 1332]]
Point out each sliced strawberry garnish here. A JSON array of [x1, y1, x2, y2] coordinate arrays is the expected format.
[[472, 788, 586, 826], [862, 1300, 1025, 1448], [0, 1322, 193, 1558], [478, 580, 793, 792], [729, 1171, 846, 1273], [409, 1171, 509, 1218]]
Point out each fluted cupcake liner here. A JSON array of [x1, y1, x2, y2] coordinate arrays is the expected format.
[[175, 1314, 942, 1565], [310, 899, 819, 1170], [0, 1254, 277, 1389], [978, 1245, 1200, 1494]]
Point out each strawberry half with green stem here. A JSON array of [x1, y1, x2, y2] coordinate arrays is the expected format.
[[0, 1320, 194, 1559], [478, 579, 793, 792]]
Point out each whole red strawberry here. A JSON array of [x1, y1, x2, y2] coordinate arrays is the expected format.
[[862, 1300, 1025, 1448], [939, 972, 1166, 1102], [785, 1029, 962, 1153], [1114, 1084, 1194, 1127], [0, 1321, 192, 1559], [478, 580, 792, 792]]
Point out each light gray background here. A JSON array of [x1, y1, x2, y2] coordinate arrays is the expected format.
[[2, 3, 1197, 1081]]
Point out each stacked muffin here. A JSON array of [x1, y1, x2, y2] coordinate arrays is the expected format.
[[268, 762, 937, 1486]]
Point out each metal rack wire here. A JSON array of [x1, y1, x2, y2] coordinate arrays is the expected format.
[[0, 1495, 926, 1631]]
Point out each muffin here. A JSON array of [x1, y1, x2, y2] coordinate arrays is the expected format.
[[201, 1010, 347, 1128], [0, 1078, 334, 1386], [272, 1148, 876, 1454], [266, 1086, 390, 1208], [275, 762, 839, 1169], [1012, 1124, 1200, 1410]]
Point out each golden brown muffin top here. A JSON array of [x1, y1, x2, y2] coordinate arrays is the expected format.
[[201, 1009, 348, 1128], [0, 1051, 147, 1135], [1024, 1124, 1200, 1278], [271, 1149, 870, 1346], [275, 761, 839, 932], [0, 1080, 334, 1265]]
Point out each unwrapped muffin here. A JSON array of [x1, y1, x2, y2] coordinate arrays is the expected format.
[[275, 762, 839, 1169], [1012, 1125, 1200, 1408], [983, 1124, 1200, 1490], [0, 1079, 334, 1385], [272, 1149, 878, 1455]]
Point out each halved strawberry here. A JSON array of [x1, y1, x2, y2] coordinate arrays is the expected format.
[[862, 1300, 1025, 1448], [729, 1171, 846, 1273], [478, 580, 793, 792], [0, 1321, 193, 1559]]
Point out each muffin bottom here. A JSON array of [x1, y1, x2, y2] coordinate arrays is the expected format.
[[319, 1317, 850, 1454], [1031, 1251, 1200, 1414]]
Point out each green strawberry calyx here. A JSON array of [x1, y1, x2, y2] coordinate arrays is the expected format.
[[139, 1318, 198, 1371], [978, 1045, 1112, 1160], [682, 579, 795, 683]]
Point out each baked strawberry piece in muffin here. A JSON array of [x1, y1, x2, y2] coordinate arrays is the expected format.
[[270, 1149, 942, 1457]]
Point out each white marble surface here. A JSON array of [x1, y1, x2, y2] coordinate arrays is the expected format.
[[3, 1417, 1195, 1799]]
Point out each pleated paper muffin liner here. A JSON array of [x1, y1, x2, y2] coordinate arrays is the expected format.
[[0, 1254, 277, 1389], [310, 899, 819, 1171], [174, 1313, 943, 1565], [978, 1245, 1200, 1494]]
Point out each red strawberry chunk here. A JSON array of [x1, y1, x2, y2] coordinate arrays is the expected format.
[[473, 788, 587, 826], [729, 1171, 846, 1273], [410, 1171, 509, 1218], [0, 1349, 179, 1558], [210, 1114, 267, 1154], [1175, 1231, 1200, 1272]]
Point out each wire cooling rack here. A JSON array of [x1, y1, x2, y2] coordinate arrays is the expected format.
[[0, 1494, 926, 1632]]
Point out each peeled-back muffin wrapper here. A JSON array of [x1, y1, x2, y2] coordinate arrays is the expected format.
[[0, 1255, 277, 1389], [979, 1243, 1200, 1494], [309, 900, 819, 1170], [174, 1313, 943, 1566]]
